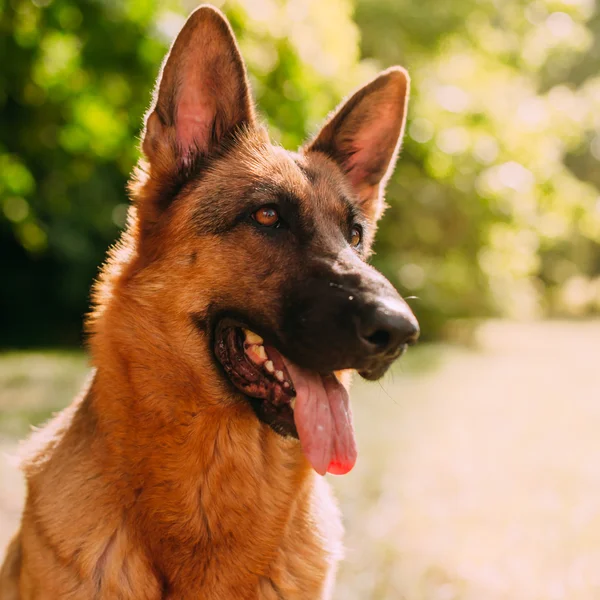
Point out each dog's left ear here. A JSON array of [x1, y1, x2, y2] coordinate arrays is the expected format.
[[141, 5, 255, 173], [305, 67, 409, 222]]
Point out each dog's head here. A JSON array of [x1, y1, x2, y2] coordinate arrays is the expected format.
[[126, 5, 418, 475]]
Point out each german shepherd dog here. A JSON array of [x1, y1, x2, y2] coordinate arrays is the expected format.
[[0, 5, 418, 598]]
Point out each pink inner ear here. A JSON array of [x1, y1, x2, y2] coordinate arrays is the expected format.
[[343, 99, 400, 191], [176, 71, 218, 166], [345, 148, 372, 190]]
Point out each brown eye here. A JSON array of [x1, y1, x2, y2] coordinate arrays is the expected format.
[[350, 225, 362, 248], [253, 206, 280, 227]]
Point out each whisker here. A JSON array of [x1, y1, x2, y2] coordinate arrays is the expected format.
[[377, 378, 397, 405]]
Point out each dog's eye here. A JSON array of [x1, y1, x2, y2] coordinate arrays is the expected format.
[[350, 225, 362, 248], [253, 206, 280, 228]]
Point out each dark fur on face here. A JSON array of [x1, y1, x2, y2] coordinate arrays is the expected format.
[[122, 5, 418, 435]]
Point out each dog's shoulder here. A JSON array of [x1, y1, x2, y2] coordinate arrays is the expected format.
[[10, 377, 162, 599]]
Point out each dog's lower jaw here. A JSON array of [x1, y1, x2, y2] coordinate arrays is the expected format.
[[9, 321, 343, 599]]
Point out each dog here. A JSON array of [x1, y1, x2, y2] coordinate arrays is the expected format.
[[0, 5, 418, 598]]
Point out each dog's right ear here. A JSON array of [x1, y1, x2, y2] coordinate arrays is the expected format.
[[141, 5, 255, 176]]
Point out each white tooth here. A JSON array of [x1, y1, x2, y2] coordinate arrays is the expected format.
[[275, 370, 284, 382], [254, 345, 267, 360], [283, 381, 290, 389], [244, 329, 263, 345], [264, 360, 275, 373]]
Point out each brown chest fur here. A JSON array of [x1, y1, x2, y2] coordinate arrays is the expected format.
[[1, 362, 343, 599]]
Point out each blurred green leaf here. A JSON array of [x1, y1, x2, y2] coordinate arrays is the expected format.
[[1, 0, 599, 346]]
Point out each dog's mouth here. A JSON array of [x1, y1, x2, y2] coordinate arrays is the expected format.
[[214, 321, 357, 476]]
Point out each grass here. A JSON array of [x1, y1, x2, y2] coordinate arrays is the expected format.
[[0, 350, 88, 438], [1, 320, 599, 599]]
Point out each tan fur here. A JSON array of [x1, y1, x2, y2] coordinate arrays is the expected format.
[[1, 143, 345, 597], [1, 5, 409, 598]]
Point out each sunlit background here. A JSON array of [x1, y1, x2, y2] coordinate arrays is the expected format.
[[1, 0, 599, 598]]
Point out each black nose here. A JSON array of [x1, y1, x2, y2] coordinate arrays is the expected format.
[[358, 301, 420, 354]]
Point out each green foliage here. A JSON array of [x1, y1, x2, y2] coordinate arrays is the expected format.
[[1, 0, 599, 345], [0, 0, 170, 344], [357, 0, 600, 330]]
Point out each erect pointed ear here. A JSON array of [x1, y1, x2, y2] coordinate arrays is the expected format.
[[305, 67, 409, 222], [141, 5, 255, 173]]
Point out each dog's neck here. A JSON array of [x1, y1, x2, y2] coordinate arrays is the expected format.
[[85, 293, 321, 595]]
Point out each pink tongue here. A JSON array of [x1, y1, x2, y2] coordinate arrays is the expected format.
[[283, 361, 357, 476]]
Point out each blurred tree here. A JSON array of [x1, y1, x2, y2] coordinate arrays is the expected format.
[[0, 0, 171, 344], [1, 0, 599, 346], [356, 0, 600, 329]]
